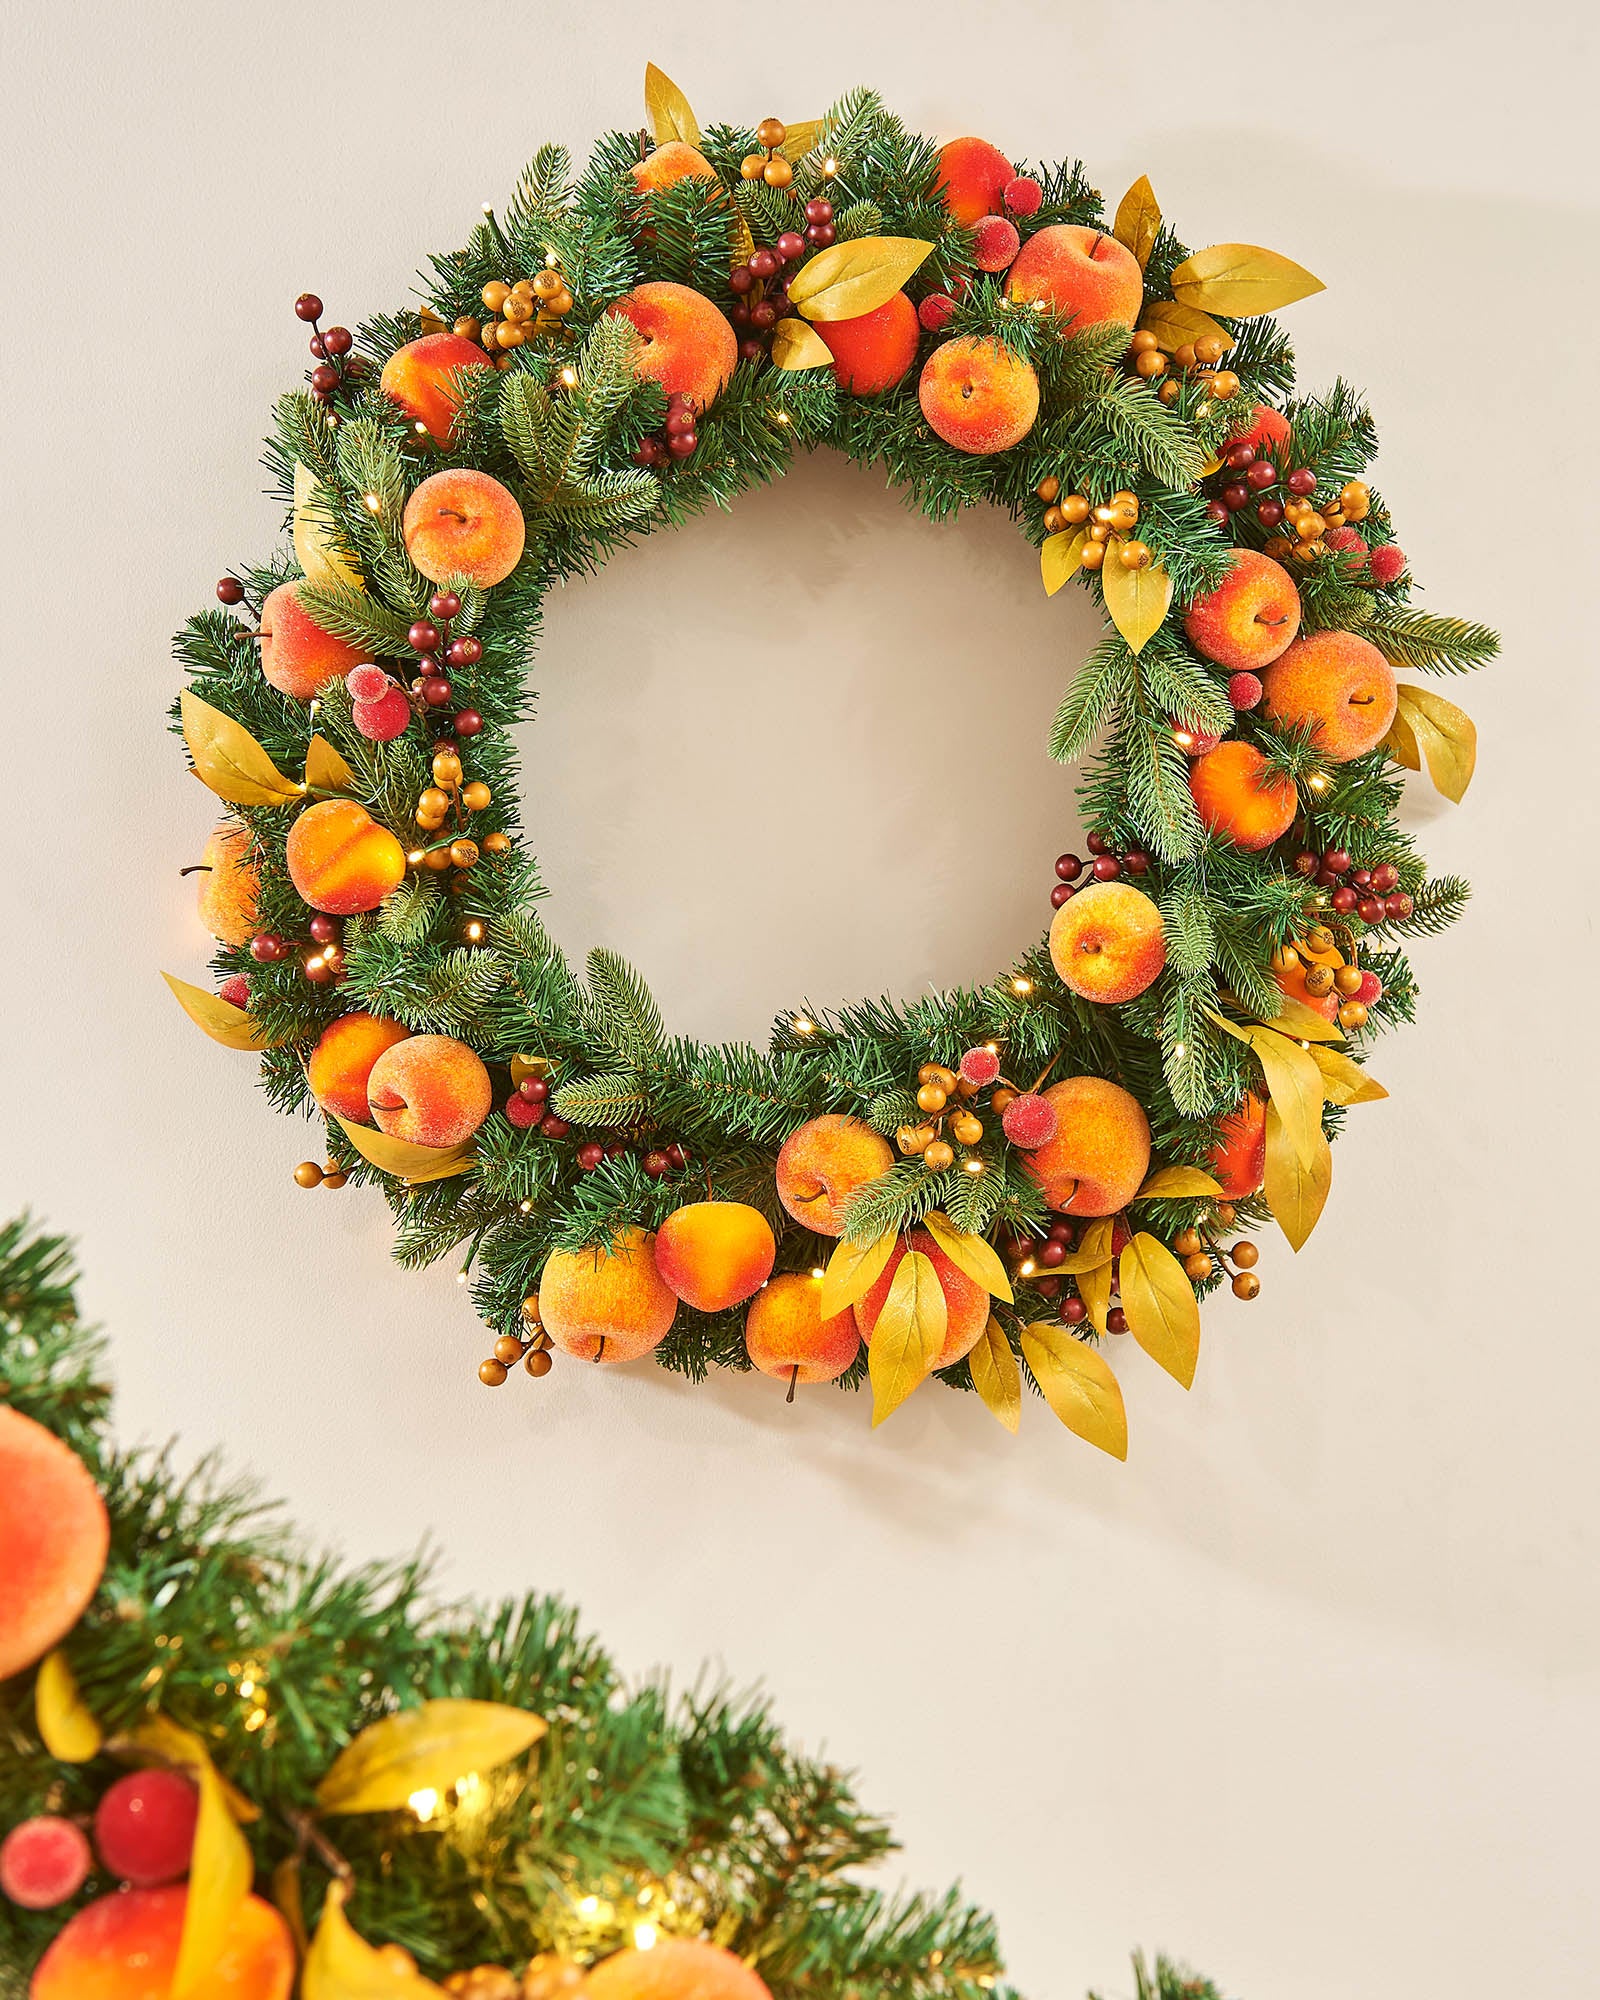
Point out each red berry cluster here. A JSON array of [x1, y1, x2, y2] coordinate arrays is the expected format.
[[997, 1218, 1090, 1325], [0, 1769, 199, 1914], [724, 203, 835, 363], [294, 292, 363, 403], [1049, 831, 1150, 910], [632, 390, 701, 466], [1292, 846, 1413, 924], [403, 589, 484, 742], [249, 910, 347, 988], [1205, 437, 1307, 528], [504, 1077, 690, 1180]]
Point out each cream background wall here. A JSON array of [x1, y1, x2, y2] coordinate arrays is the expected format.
[[3, 2, 1597, 1995]]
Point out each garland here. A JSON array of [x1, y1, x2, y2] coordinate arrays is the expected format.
[[164, 69, 1495, 1451]]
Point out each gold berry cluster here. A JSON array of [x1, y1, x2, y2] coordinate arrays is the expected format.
[[1126, 327, 1240, 406], [739, 117, 795, 186], [897, 1059, 988, 1171], [291, 1157, 347, 1192], [1272, 924, 1373, 1031], [452, 269, 575, 368], [1173, 1210, 1261, 1300], [444, 1955, 584, 2000], [409, 744, 507, 899], [1035, 479, 1152, 572], [477, 1292, 554, 1388], [1262, 479, 1372, 567]]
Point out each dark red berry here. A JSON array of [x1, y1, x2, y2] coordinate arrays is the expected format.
[[1123, 849, 1150, 875], [1256, 499, 1285, 528], [1091, 855, 1121, 881], [1061, 1295, 1087, 1324], [249, 932, 283, 964], [1357, 897, 1384, 924], [505, 1094, 541, 1129], [1224, 444, 1255, 470], [775, 231, 805, 261], [1386, 892, 1413, 919], [1371, 863, 1400, 893], [642, 1150, 670, 1177], [539, 1114, 571, 1139], [1050, 884, 1074, 909], [308, 914, 339, 944], [803, 198, 834, 225], [1246, 461, 1277, 490], [1038, 1239, 1067, 1267], [310, 363, 339, 394], [1293, 851, 1319, 876], [1086, 832, 1111, 855], [420, 676, 452, 705], [294, 293, 323, 322], [750, 300, 778, 330], [665, 1143, 687, 1170], [1055, 853, 1083, 881], [1332, 886, 1358, 913], [1322, 849, 1352, 875], [749, 248, 779, 278], [430, 590, 462, 621], [729, 266, 756, 295], [738, 338, 764, 363], [446, 635, 482, 667], [804, 223, 836, 247], [667, 432, 698, 458], [634, 436, 665, 466], [408, 620, 442, 654], [1106, 1307, 1128, 1334], [577, 1142, 606, 1171], [665, 409, 697, 435], [1205, 500, 1230, 525], [1286, 467, 1318, 497], [216, 576, 245, 605], [322, 325, 353, 356], [1222, 482, 1251, 512], [1351, 868, 1373, 889], [454, 710, 483, 736]]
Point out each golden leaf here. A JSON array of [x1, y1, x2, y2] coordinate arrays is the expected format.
[[1247, 1028, 1327, 1171], [1385, 705, 1422, 774], [271, 1854, 308, 1962], [316, 1698, 547, 1816], [181, 691, 304, 807], [293, 462, 363, 593], [34, 1650, 102, 1763], [172, 1756, 253, 1998], [968, 1315, 1021, 1434], [1044, 1244, 1119, 1275], [305, 733, 357, 795], [509, 1054, 551, 1087], [334, 1116, 476, 1187], [1118, 1232, 1201, 1391], [1019, 1325, 1128, 1459], [1170, 243, 1325, 318], [111, 1716, 260, 1822], [1308, 1044, 1388, 1107], [163, 972, 271, 1053], [1251, 997, 1345, 1044], [922, 1213, 1014, 1303], [820, 1230, 897, 1320], [1137, 299, 1235, 356], [1395, 683, 1476, 802], [1135, 1165, 1224, 1200], [779, 118, 826, 164], [790, 236, 934, 322], [1041, 527, 1089, 598], [1112, 175, 1161, 271], [769, 318, 834, 372], [1263, 1099, 1332, 1251], [868, 1250, 947, 1427], [1099, 543, 1173, 655], [304, 1882, 449, 2000], [1076, 1218, 1115, 1335], [643, 62, 699, 147]]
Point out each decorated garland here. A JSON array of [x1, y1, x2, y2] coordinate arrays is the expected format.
[[1, 1215, 1230, 2000], [164, 69, 1495, 1452]]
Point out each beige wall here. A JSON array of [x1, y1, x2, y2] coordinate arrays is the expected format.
[[3, 2, 1597, 1994]]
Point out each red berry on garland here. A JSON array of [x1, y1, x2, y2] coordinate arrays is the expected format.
[[539, 1113, 571, 1139], [216, 576, 246, 606], [1106, 1306, 1128, 1334], [1257, 499, 1285, 529], [1369, 544, 1406, 585], [421, 676, 453, 706], [918, 293, 957, 332], [1358, 896, 1384, 923], [249, 932, 286, 964], [665, 1143, 687, 1170], [346, 663, 390, 704], [1286, 467, 1317, 497], [1355, 970, 1383, 1004], [1385, 891, 1413, 919], [1054, 852, 1083, 881], [728, 266, 756, 295], [408, 620, 443, 655], [1038, 1238, 1067, 1267], [505, 1094, 541, 1129], [1001, 1092, 1059, 1149], [1323, 848, 1352, 875], [353, 688, 412, 741], [429, 590, 461, 622], [642, 1150, 670, 1177], [454, 710, 483, 736], [1205, 500, 1229, 525], [804, 222, 836, 247], [294, 293, 323, 322], [93, 1770, 199, 1888], [776, 230, 806, 261], [577, 1142, 606, 1171], [1224, 443, 1255, 470], [749, 248, 780, 279], [1061, 1294, 1087, 1324], [1370, 862, 1400, 893], [1245, 460, 1277, 490], [1002, 174, 1043, 217], [1227, 672, 1263, 711], [738, 337, 764, 363], [971, 216, 1021, 272], [1221, 482, 1251, 512], [1091, 853, 1122, 880], [634, 436, 665, 466], [308, 914, 340, 944], [1332, 886, 1358, 913], [446, 635, 483, 667], [1086, 832, 1111, 855], [1173, 720, 1222, 758], [1050, 884, 1074, 909], [1123, 849, 1150, 875], [1, 1817, 92, 1910], [959, 1046, 1002, 1087], [1324, 525, 1363, 555], [804, 198, 834, 225], [518, 1076, 550, 1103], [668, 431, 698, 458], [310, 363, 339, 395], [322, 325, 353, 356]]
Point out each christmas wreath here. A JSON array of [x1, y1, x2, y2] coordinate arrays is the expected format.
[[165, 69, 1496, 1453]]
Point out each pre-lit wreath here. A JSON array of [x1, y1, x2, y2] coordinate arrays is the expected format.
[[165, 68, 1494, 1454]]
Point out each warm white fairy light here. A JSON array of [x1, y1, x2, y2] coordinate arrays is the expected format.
[[792, 1014, 816, 1034], [456, 1269, 470, 1285], [822, 156, 839, 176], [364, 492, 381, 512], [544, 248, 561, 267], [577, 1896, 602, 1919], [409, 1787, 440, 1822], [1174, 1041, 1187, 1060], [962, 1157, 986, 1175], [559, 367, 579, 388], [1012, 977, 1032, 995], [810, 1265, 825, 1279], [1019, 1257, 1037, 1277], [633, 1923, 659, 1950]]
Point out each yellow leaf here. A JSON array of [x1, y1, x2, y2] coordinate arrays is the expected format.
[[1112, 175, 1161, 271], [868, 1251, 947, 1427], [334, 1116, 476, 1187], [1118, 1232, 1201, 1391], [769, 318, 834, 372], [304, 1882, 448, 2000], [1041, 527, 1089, 598], [1099, 543, 1173, 655], [163, 972, 271, 1053], [790, 236, 934, 322], [112, 1717, 260, 1822], [34, 1651, 102, 1762], [1019, 1325, 1128, 1459], [1308, 1044, 1388, 1107], [1395, 683, 1476, 802], [181, 691, 304, 807], [293, 462, 364, 592], [1252, 997, 1346, 1044], [1263, 1099, 1332, 1251], [509, 1054, 551, 1088], [271, 1854, 308, 1963], [1247, 1027, 1326, 1171], [315, 1698, 546, 1816], [1137, 299, 1235, 356], [1135, 1165, 1224, 1200], [1043, 1245, 1118, 1275], [778, 118, 826, 164], [1384, 704, 1422, 774], [172, 1756, 253, 1998], [1076, 1218, 1115, 1335], [1170, 243, 1325, 318], [968, 1316, 1021, 1434], [643, 62, 699, 147], [305, 733, 357, 794], [922, 1213, 1014, 1303], [820, 1230, 897, 1319]]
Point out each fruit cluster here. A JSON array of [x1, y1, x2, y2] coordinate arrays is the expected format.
[[455, 267, 575, 362], [738, 115, 800, 187], [724, 205, 838, 363], [895, 1056, 989, 1170], [1292, 842, 1414, 926], [1126, 326, 1240, 406], [1035, 479, 1152, 571], [295, 291, 366, 405], [631, 389, 703, 465], [1272, 918, 1386, 1031], [1048, 831, 1151, 910]]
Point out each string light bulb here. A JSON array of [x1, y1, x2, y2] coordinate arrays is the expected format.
[[409, 1787, 440, 1822], [1012, 977, 1032, 995], [791, 1014, 816, 1034], [363, 492, 381, 512], [962, 1157, 986, 1175]]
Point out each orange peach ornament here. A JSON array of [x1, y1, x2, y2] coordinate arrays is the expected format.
[[1187, 741, 1298, 851], [744, 1273, 860, 1391], [933, 137, 1015, 225], [286, 799, 406, 914], [582, 1939, 772, 2000], [30, 1884, 294, 2000], [540, 1227, 678, 1364], [1007, 224, 1144, 330], [0, 1406, 109, 1681], [195, 820, 259, 947], [1184, 550, 1302, 671], [1274, 960, 1340, 1023], [815, 292, 920, 394], [1021, 1075, 1152, 1216], [1210, 1092, 1267, 1199], [378, 331, 492, 446], [853, 1231, 988, 1368], [259, 581, 371, 701], [631, 140, 719, 199], [918, 337, 1039, 454], [607, 280, 738, 407], [654, 1201, 776, 1312], [307, 1012, 411, 1125], [1260, 630, 1398, 763], [402, 469, 526, 588], [1049, 881, 1166, 1003], [366, 1034, 492, 1147], [1230, 403, 1292, 459], [775, 1115, 895, 1238]]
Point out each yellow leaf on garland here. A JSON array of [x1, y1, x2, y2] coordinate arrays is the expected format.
[[968, 1315, 1021, 1434], [509, 1054, 552, 1088], [1395, 683, 1476, 802], [1019, 1325, 1128, 1459], [172, 1755, 253, 1999], [1170, 243, 1325, 317], [1112, 175, 1161, 271], [334, 1117, 476, 1187], [820, 1229, 897, 1319], [769, 318, 834, 372], [1118, 1232, 1201, 1391], [1041, 527, 1089, 598], [1308, 1044, 1388, 1107], [316, 1698, 547, 1816], [35, 1650, 102, 1763], [779, 118, 826, 164], [1099, 542, 1173, 655], [180, 691, 304, 808], [1135, 1165, 1224, 1200], [1263, 1099, 1332, 1251], [1137, 299, 1235, 356], [789, 236, 934, 322], [1251, 996, 1346, 1044], [922, 1212, 1014, 1303], [1044, 1244, 1119, 1276], [868, 1250, 947, 1427], [162, 973, 272, 1053], [1385, 704, 1422, 774], [303, 1882, 449, 2000], [1076, 1218, 1115, 1335], [643, 62, 700, 147], [305, 733, 357, 795], [293, 462, 364, 593], [1246, 1028, 1327, 1172]]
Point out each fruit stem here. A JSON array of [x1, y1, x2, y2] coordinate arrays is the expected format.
[[786, 1363, 799, 1405]]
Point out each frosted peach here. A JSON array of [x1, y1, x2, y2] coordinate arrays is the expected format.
[[583, 1939, 772, 2000], [1184, 550, 1301, 671], [1187, 741, 1298, 851], [918, 337, 1039, 454], [744, 1273, 860, 1389], [1021, 1075, 1152, 1217], [402, 468, 526, 587], [1260, 629, 1398, 763], [308, 1012, 411, 1125], [1049, 881, 1166, 1003], [0, 1407, 109, 1680], [1210, 1093, 1267, 1199], [631, 140, 719, 197], [1007, 224, 1144, 330], [379, 331, 491, 445], [816, 292, 920, 394], [366, 1034, 492, 1147], [853, 1231, 988, 1368], [775, 1115, 895, 1238], [933, 137, 1015, 225], [30, 1885, 294, 2000], [286, 798, 406, 914], [607, 280, 738, 406], [1230, 403, 1292, 459], [196, 820, 259, 947], [540, 1227, 678, 1364], [259, 581, 370, 701], [654, 1201, 776, 1311]]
